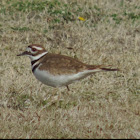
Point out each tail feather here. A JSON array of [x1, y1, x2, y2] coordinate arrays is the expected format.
[[87, 65, 119, 72], [101, 68, 119, 71]]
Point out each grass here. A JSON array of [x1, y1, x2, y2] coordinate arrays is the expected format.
[[0, 0, 140, 138]]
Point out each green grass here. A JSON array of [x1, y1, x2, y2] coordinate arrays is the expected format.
[[1, 0, 140, 31], [0, 0, 140, 139]]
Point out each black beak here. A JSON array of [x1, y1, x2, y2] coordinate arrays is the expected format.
[[17, 51, 29, 56]]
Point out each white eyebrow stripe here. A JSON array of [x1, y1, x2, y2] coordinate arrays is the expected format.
[[32, 46, 43, 50]]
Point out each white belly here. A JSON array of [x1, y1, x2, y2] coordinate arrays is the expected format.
[[33, 67, 102, 87]]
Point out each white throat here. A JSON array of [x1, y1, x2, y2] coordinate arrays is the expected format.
[[30, 52, 48, 61]]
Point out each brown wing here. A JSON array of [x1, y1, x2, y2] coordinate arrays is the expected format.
[[39, 53, 88, 75]]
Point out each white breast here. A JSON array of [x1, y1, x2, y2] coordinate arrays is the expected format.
[[33, 67, 102, 87]]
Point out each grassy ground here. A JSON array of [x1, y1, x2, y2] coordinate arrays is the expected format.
[[0, 0, 140, 138]]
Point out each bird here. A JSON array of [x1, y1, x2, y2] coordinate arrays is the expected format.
[[17, 44, 119, 91]]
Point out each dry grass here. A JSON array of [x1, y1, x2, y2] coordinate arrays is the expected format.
[[0, 0, 140, 138]]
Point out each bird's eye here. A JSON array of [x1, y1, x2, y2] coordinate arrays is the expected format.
[[32, 48, 36, 52]]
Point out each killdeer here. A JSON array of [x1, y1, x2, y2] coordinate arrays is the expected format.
[[17, 44, 119, 91]]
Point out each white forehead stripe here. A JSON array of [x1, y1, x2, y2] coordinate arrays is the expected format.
[[32, 46, 43, 50]]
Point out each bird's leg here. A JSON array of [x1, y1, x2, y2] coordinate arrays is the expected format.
[[66, 85, 70, 91]]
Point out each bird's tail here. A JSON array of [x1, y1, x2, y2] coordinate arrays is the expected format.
[[87, 65, 119, 72], [100, 67, 119, 71]]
